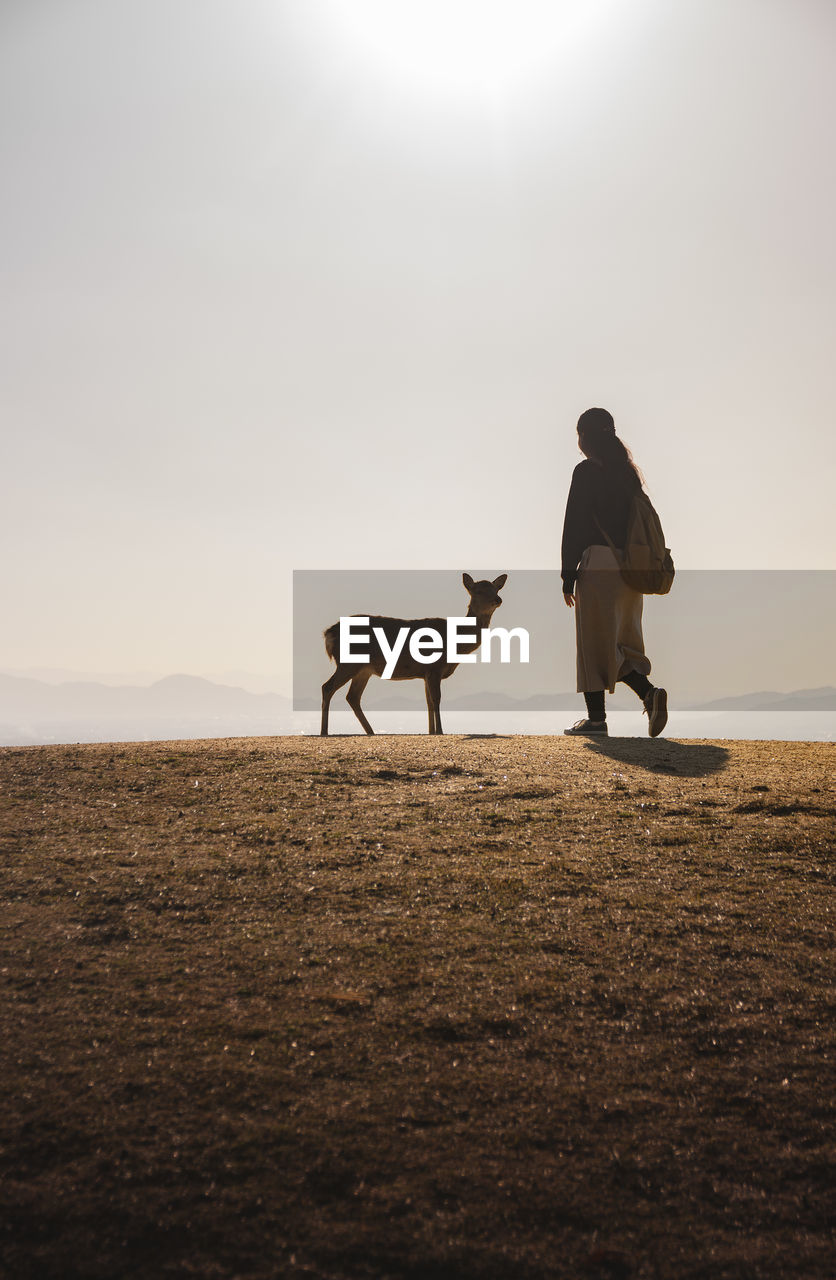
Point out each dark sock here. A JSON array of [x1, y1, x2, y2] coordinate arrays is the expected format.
[[620, 670, 653, 700], [584, 691, 605, 721]]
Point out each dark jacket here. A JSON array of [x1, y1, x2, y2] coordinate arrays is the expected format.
[[561, 460, 640, 594]]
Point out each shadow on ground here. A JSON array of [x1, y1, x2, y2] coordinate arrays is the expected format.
[[583, 736, 730, 777]]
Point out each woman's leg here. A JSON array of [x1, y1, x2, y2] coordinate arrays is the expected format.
[[620, 669, 652, 700], [584, 691, 606, 721]]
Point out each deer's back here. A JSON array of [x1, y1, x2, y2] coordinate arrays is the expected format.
[[324, 614, 460, 679]]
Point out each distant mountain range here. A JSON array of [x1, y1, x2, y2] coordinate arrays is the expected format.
[[687, 686, 836, 711], [326, 686, 836, 713], [0, 673, 290, 716], [0, 667, 287, 694], [293, 690, 585, 712], [1, 674, 834, 746], [0, 673, 291, 746]]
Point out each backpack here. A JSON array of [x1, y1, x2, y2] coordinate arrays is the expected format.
[[596, 491, 675, 595]]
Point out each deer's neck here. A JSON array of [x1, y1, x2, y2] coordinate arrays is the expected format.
[[458, 605, 493, 654]]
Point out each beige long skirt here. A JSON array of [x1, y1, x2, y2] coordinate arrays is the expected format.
[[575, 544, 652, 693]]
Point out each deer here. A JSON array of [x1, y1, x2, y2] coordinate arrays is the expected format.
[[320, 573, 507, 736]]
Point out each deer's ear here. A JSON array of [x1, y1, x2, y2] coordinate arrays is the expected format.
[[463, 573, 475, 590], [492, 574, 507, 590]]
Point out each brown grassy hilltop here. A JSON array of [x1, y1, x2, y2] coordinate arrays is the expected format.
[[1, 734, 834, 1280]]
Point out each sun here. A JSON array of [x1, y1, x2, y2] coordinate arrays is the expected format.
[[308, 0, 612, 108]]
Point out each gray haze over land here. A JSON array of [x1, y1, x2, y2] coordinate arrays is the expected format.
[[3, 567, 834, 744], [2, 671, 834, 746]]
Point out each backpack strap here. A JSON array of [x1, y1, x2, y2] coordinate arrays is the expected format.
[[592, 513, 623, 564]]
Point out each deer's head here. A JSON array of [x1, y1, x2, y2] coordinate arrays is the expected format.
[[463, 572, 507, 622]]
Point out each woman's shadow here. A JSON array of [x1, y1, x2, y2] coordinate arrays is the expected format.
[[582, 736, 730, 777]]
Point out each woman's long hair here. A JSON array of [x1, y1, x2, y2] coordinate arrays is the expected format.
[[577, 407, 644, 489]]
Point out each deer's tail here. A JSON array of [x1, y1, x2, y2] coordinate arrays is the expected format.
[[323, 622, 340, 664]]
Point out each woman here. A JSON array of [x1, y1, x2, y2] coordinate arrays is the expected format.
[[561, 407, 668, 737]]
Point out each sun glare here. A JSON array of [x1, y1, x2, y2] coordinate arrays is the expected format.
[[311, 0, 612, 108]]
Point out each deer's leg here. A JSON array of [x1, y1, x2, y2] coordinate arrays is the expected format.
[[321, 665, 354, 736], [424, 678, 434, 734], [424, 671, 443, 735], [346, 670, 375, 736]]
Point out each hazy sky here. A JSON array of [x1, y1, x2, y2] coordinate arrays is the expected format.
[[2, 0, 834, 690]]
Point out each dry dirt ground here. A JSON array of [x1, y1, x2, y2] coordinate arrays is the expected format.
[[1, 734, 834, 1280]]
